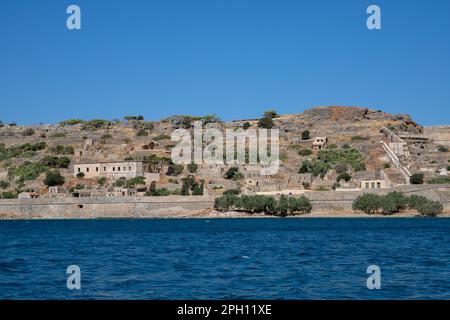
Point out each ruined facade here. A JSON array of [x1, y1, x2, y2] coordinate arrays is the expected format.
[[73, 160, 148, 179]]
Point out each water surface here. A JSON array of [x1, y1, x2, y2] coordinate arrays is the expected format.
[[0, 218, 449, 299]]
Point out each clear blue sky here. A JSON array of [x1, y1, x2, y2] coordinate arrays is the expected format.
[[1, 0, 450, 125]]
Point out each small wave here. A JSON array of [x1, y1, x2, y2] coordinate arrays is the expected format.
[[229, 255, 250, 260]]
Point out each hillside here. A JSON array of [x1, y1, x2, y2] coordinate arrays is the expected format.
[[1, 106, 449, 198]]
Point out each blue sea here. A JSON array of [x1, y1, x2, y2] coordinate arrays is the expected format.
[[0, 218, 449, 300]]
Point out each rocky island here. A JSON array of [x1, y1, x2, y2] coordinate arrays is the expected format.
[[1, 106, 450, 219]]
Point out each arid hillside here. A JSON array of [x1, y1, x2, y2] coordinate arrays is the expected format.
[[1, 106, 449, 198]]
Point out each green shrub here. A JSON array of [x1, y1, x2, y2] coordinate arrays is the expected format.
[[242, 122, 251, 130], [126, 176, 146, 187], [114, 177, 126, 187], [337, 172, 352, 182], [163, 114, 221, 128], [179, 175, 198, 195], [40, 156, 70, 169], [438, 145, 449, 152], [380, 192, 408, 215], [136, 129, 148, 137], [10, 162, 49, 182], [383, 163, 391, 169], [276, 195, 289, 216], [351, 135, 370, 141], [124, 115, 144, 121], [298, 149, 313, 156], [44, 170, 65, 186], [49, 145, 74, 155], [298, 159, 331, 178], [167, 163, 184, 176], [326, 144, 338, 149], [317, 148, 366, 172], [153, 134, 171, 141], [0, 180, 10, 189], [257, 116, 274, 129], [146, 182, 172, 196], [240, 195, 277, 214], [407, 195, 443, 216], [428, 176, 450, 184], [76, 172, 85, 178], [192, 181, 204, 196], [19, 151, 35, 158], [59, 119, 85, 126], [352, 193, 382, 214], [301, 130, 310, 140], [146, 181, 162, 196], [214, 194, 240, 211], [288, 195, 312, 215], [74, 183, 84, 190], [181, 179, 190, 196], [415, 200, 443, 216], [353, 192, 443, 216], [410, 173, 424, 184], [223, 189, 240, 196], [342, 143, 351, 149], [407, 195, 428, 210], [187, 163, 198, 173], [214, 194, 312, 215], [263, 110, 278, 118], [2, 191, 16, 199], [155, 188, 171, 196], [97, 177, 107, 186], [224, 167, 244, 180], [0, 142, 47, 161], [82, 119, 109, 130], [49, 132, 66, 138]]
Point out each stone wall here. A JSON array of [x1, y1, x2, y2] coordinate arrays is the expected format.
[[306, 185, 450, 211], [423, 126, 450, 146], [1, 185, 449, 219], [0, 196, 215, 219]]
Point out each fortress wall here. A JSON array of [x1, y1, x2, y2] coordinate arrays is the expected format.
[[306, 185, 450, 211], [1, 186, 450, 218], [423, 126, 450, 146], [0, 196, 216, 219]]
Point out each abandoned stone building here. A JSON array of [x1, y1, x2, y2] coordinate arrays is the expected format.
[[312, 137, 328, 150], [73, 160, 149, 179], [46, 186, 69, 198], [106, 187, 138, 197], [360, 180, 388, 189], [18, 192, 39, 199], [75, 139, 134, 161]]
